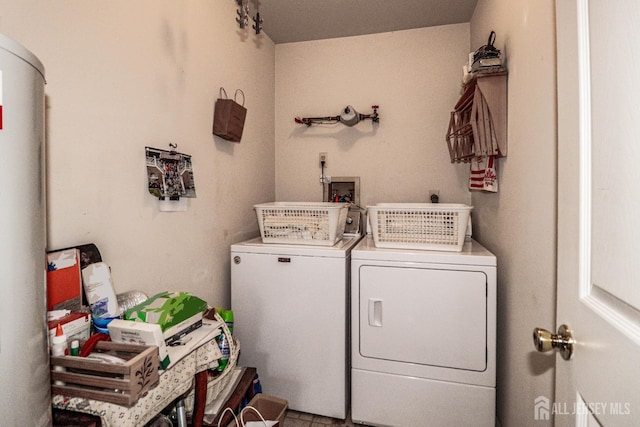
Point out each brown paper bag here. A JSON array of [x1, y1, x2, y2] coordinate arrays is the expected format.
[[213, 88, 247, 142]]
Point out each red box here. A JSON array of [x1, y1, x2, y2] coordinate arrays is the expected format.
[[46, 249, 82, 311]]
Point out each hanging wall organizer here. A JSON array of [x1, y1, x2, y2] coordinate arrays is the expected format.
[[446, 31, 507, 193], [235, 0, 263, 35]]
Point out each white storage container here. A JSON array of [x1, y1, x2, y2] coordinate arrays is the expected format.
[[367, 203, 472, 252], [255, 202, 349, 246]]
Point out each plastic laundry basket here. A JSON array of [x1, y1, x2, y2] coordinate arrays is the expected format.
[[367, 203, 472, 252], [255, 202, 349, 246]]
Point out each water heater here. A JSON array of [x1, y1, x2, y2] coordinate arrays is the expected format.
[[0, 33, 50, 425]]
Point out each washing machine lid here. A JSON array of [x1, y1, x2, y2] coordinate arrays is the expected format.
[[352, 236, 496, 266], [231, 235, 362, 257]]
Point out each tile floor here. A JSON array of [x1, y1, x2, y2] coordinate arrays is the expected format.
[[284, 410, 370, 427]]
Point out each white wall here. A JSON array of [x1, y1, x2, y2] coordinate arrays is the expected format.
[[470, 1, 557, 426], [275, 25, 471, 206], [0, 0, 275, 308]]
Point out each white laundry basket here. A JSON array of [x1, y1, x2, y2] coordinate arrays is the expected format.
[[255, 202, 349, 246], [367, 203, 473, 252]]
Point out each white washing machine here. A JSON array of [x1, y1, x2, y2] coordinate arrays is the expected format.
[[351, 236, 496, 427], [231, 235, 361, 419]]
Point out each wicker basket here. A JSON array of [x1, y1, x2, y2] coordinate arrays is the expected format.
[[368, 203, 472, 252], [184, 312, 240, 415], [202, 313, 240, 404], [255, 202, 349, 246]]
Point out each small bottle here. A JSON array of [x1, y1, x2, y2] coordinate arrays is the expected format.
[[219, 309, 234, 335], [50, 324, 68, 386], [216, 333, 230, 372], [215, 309, 234, 372], [70, 339, 80, 356], [216, 308, 233, 372], [51, 324, 68, 356]]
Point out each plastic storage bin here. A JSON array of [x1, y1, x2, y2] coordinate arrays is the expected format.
[[255, 202, 349, 246], [367, 203, 472, 252]]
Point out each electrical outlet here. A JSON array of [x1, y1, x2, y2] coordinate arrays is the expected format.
[[429, 189, 440, 203], [319, 152, 328, 168]]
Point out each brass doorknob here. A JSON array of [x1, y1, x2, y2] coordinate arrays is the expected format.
[[533, 324, 575, 360]]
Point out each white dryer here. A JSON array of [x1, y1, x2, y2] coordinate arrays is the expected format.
[[351, 236, 497, 427]]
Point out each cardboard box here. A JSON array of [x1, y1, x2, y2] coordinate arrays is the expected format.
[[108, 319, 171, 370], [238, 394, 288, 427], [48, 312, 91, 343], [125, 291, 207, 344], [46, 249, 82, 311]]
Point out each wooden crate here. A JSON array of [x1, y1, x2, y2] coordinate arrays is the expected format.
[[51, 341, 159, 407]]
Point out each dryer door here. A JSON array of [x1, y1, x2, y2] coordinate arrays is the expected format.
[[358, 265, 487, 371]]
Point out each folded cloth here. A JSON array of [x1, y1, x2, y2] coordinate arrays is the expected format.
[[469, 155, 498, 192]]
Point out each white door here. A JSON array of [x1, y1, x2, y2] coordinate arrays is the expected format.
[[358, 265, 487, 371], [552, 0, 640, 425]]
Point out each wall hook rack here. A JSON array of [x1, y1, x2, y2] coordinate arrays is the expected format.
[[295, 105, 379, 127]]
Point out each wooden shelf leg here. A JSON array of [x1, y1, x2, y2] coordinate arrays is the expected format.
[[191, 370, 209, 427]]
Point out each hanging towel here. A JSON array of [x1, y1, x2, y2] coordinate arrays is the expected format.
[[469, 155, 498, 192]]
